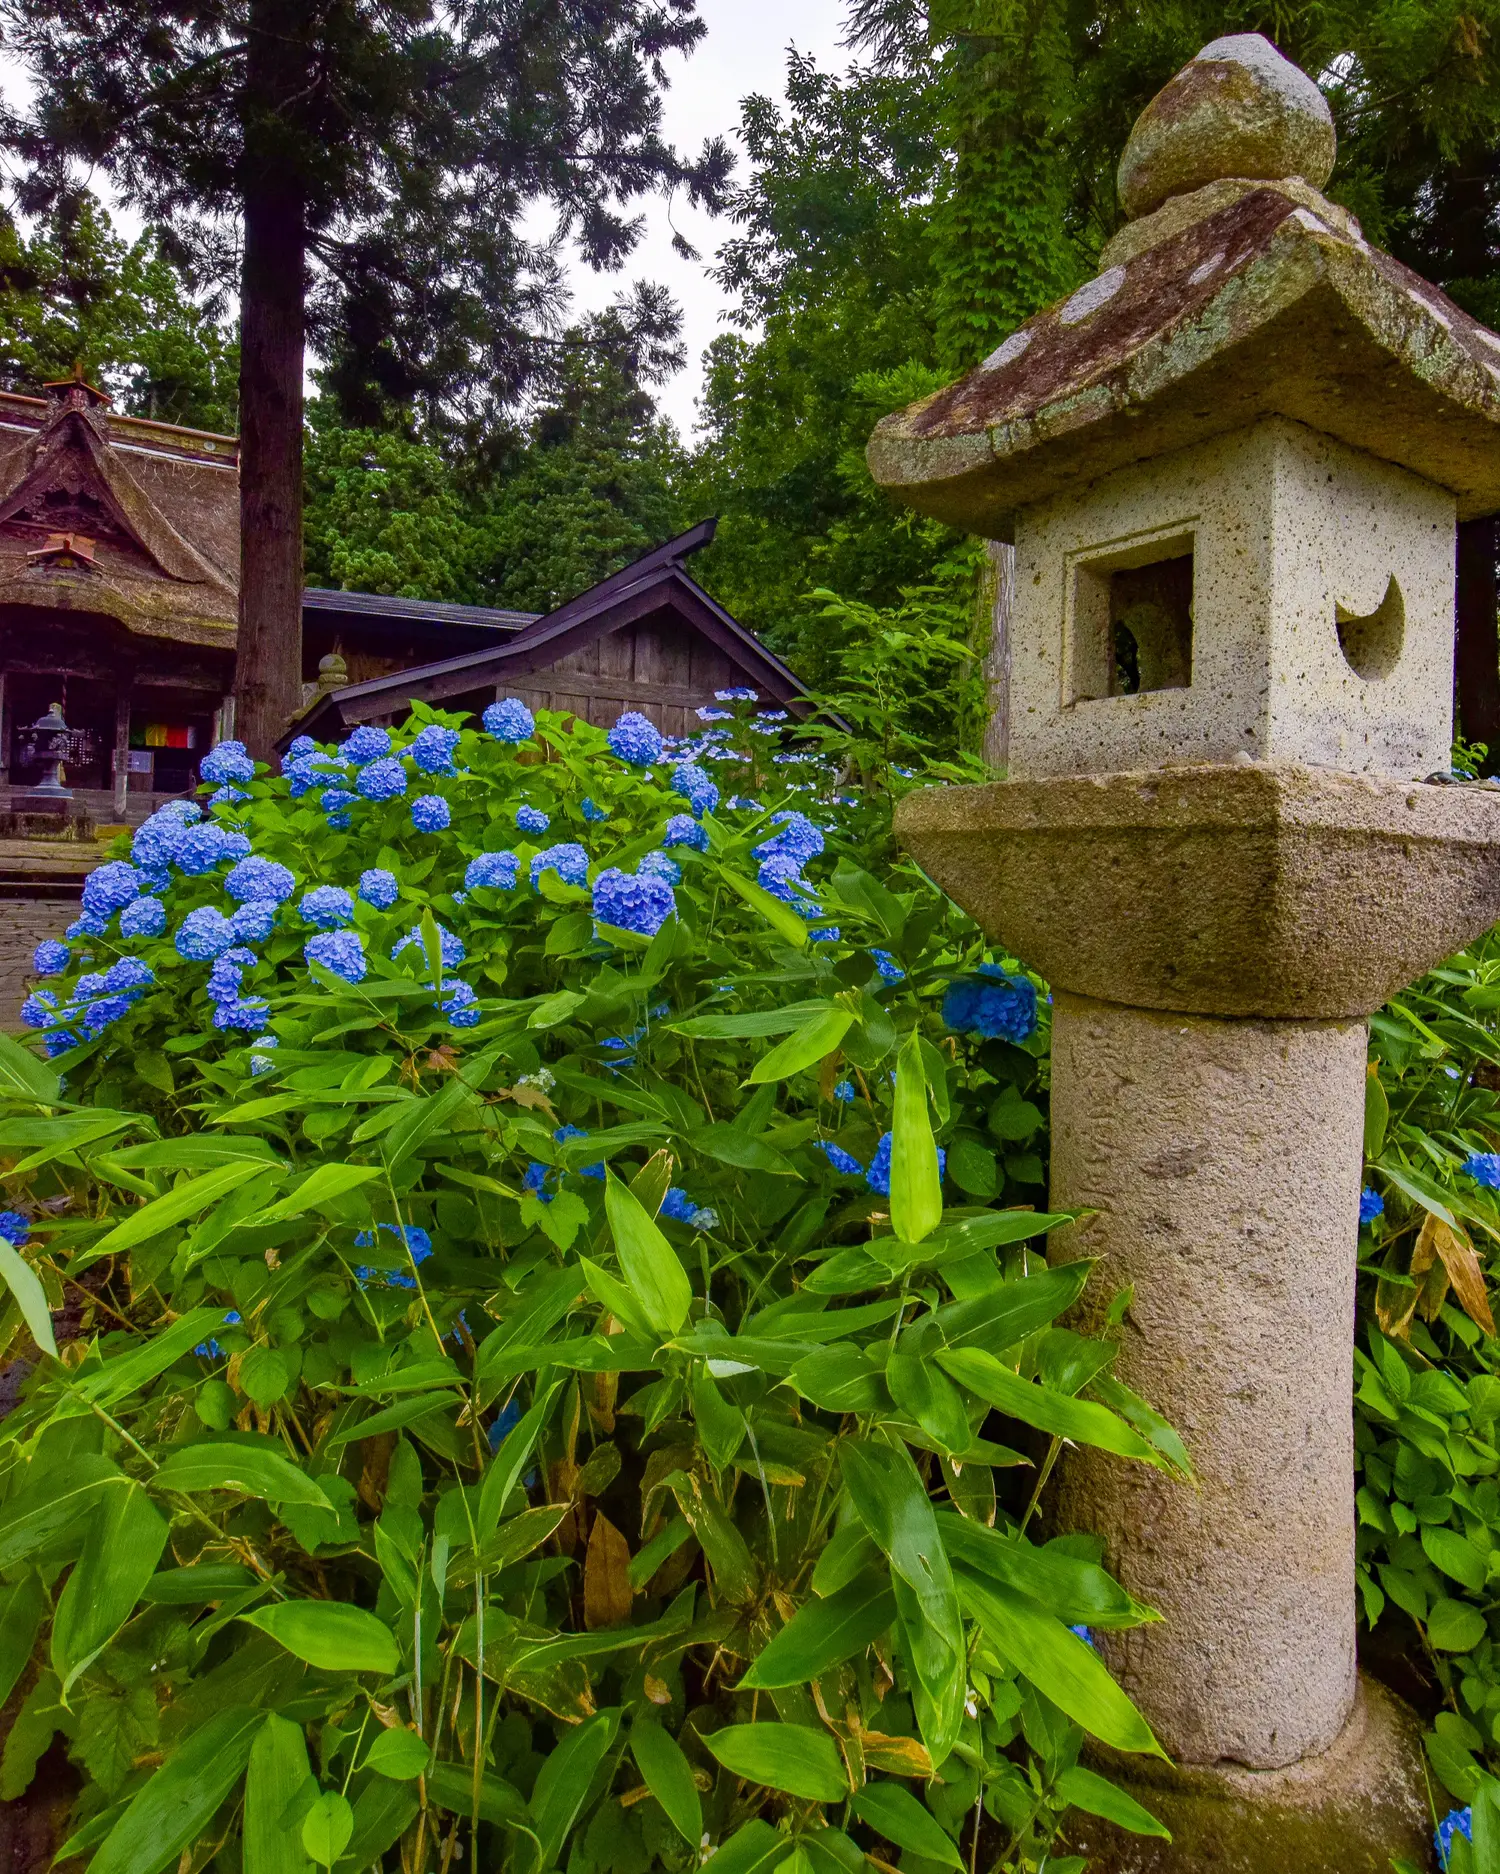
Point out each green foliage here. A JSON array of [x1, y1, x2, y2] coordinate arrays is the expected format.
[[303, 420, 479, 602], [0, 194, 237, 431], [0, 706, 1181, 1874]]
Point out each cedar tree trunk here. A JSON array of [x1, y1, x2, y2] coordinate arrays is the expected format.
[[232, 0, 308, 761], [1456, 515, 1500, 776]]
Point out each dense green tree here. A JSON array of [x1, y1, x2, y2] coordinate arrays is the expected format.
[[0, 195, 236, 430], [1, 0, 730, 755]]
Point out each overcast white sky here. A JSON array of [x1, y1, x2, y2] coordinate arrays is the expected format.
[[556, 0, 853, 437], [1, 0, 854, 440]]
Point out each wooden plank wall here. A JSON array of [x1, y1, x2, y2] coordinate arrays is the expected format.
[[496, 619, 753, 737]]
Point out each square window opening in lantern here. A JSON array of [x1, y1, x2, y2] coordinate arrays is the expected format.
[[1066, 530, 1195, 705]]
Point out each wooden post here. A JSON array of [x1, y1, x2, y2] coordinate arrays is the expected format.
[[112, 685, 131, 820], [982, 539, 1014, 774]]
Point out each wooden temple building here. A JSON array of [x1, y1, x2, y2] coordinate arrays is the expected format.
[[0, 373, 803, 1012]]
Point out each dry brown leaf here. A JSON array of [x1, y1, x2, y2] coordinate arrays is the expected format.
[[583, 1511, 633, 1630], [643, 1674, 672, 1706], [860, 1730, 932, 1778], [1421, 1211, 1496, 1336]]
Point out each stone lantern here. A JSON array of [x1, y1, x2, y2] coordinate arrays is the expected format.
[[869, 33, 1500, 1871]]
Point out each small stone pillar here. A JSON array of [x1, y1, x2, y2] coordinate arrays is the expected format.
[[869, 33, 1500, 1871]]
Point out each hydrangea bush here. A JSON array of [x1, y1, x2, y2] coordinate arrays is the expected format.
[[0, 698, 1185, 1874]]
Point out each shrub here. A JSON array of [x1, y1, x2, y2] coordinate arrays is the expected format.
[[0, 698, 1184, 1874]]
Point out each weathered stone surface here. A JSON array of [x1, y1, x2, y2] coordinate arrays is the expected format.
[[1048, 994, 1364, 1766], [894, 762, 1500, 1017], [1064, 1678, 1431, 1872], [1004, 418, 1453, 782], [1118, 34, 1336, 221], [1100, 174, 1360, 271], [867, 184, 1500, 534]]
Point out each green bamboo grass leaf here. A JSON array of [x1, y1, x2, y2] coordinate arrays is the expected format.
[[739, 1571, 897, 1688], [748, 1008, 854, 1084], [0, 1453, 123, 1568], [929, 1261, 1092, 1356], [936, 1511, 1150, 1629], [244, 1714, 316, 1874], [423, 1761, 525, 1826], [955, 1568, 1163, 1756], [605, 1172, 692, 1335], [8, 1110, 141, 1175], [718, 869, 809, 946], [630, 1719, 702, 1845], [248, 1164, 382, 1226], [89, 1705, 264, 1874], [672, 1001, 833, 1039], [240, 1603, 399, 1676], [52, 1479, 168, 1692], [889, 1029, 941, 1244], [0, 1235, 56, 1359], [887, 1342, 971, 1453], [839, 1439, 967, 1765], [478, 1379, 563, 1539], [938, 1349, 1164, 1467], [301, 1791, 354, 1868], [702, 1723, 847, 1803], [0, 1578, 44, 1709], [323, 1394, 461, 1448], [579, 1256, 655, 1341], [73, 1307, 235, 1406], [1054, 1765, 1171, 1840], [690, 1123, 801, 1176], [152, 1445, 334, 1508], [851, 1784, 964, 1868], [362, 1729, 432, 1781], [107, 1136, 279, 1169], [83, 1161, 273, 1261], [701, 1821, 788, 1874], [527, 1708, 622, 1872], [0, 1027, 61, 1103]]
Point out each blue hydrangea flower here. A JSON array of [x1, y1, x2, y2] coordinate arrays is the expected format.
[[522, 1161, 553, 1203], [442, 980, 481, 1027], [1359, 1187, 1384, 1225], [305, 930, 367, 983], [0, 1211, 29, 1246], [728, 796, 763, 812], [943, 967, 1038, 1044], [484, 698, 534, 742], [131, 800, 200, 869], [207, 950, 255, 1000], [212, 997, 269, 1033], [119, 896, 166, 940], [287, 755, 346, 799], [810, 925, 840, 943], [392, 924, 466, 968], [176, 823, 242, 876], [300, 886, 354, 929], [758, 853, 815, 907], [465, 851, 519, 891], [488, 1397, 523, 1450], [82, 860, 143, 918], [865, 1133, 946, 1197], [20, 991, 56, 1027], [284, 736, 315, 764], [409, 724, 461, 774], [581, 797, 608, 822], [43, 1030, 78, 1058], [175, 907, 237, 961], [356, 1221, 433, 1263], [340, 725, 391, 765], [230, 900, 277, 943], [716, 687, 758, 702], [226, 857, 296, 905], [755, 811, 824, 868], [817, 1140, 864, 1177], [1464, 1152, 1500, 1189], [662, 814, 708, 852], [638, 850, 680, 885], [608, 710, 662, 765], [871, 949, 904, 986], [671, 761, 719, 818], [250, 1052, 277, 1076], [358, 868, 399, 909], [104, 958, 154, 995], [209, 785, 250, 807], [81, 995, 135, 1037], [201, 740, 255, 785], [355, 757, 407, 801], [697, 707, 732, 722], [553, 1124, 605, 1179], [515, 804, 550, 834], [531, 843, 589, 888], [660, 1187, 699, 1223], [592, 867, 676, 937], [1069, 1626, 1096, 1647], [320, 787, 358, 816], [75, 971, 110, 999], [411, 794, 451, 833], [1437, 1808, 1472, 1870], [33, 940, 69, 976], [834, 1081, 855, 1103], [66, 912, 108, 939]]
